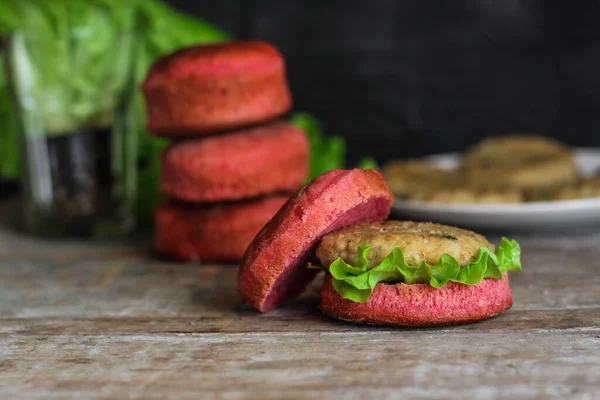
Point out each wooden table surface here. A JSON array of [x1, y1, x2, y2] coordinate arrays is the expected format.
[[0, 209, 598, 399]]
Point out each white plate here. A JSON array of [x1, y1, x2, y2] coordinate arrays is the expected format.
[[390, 148, 600, 231]]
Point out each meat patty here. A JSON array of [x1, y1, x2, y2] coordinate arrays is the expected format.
[[413, 187, 522, 204], [545, 176, 600, 201], [383, 160, 523, 204], [461, 135, 578, 192], [383, 160, 457, 199], [317, 220, 493, 269]]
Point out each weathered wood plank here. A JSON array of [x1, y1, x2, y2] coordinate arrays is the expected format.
[[0, 331, 598, 399], [0, 251, 597, 321], [0, 307, 598, 335], [1, 198, 599, 399]]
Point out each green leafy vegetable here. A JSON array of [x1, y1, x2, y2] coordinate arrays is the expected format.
[[0, 0, 137, 136], [0, 51, 17, 179], [328, 238, 521, 303], [290, 112, 381, 179], [356, 156, 379, 170], [0, 0, 228, 222], [290, 112, 346, 180], [137, 0, 228, 51]]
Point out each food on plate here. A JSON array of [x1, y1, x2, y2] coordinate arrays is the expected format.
[[142, 40, 292, 136], [383, 134, 595, 204], [317, 221, 519, 326], [237, 169, 522, 326], [160, 122, 308, 202], [154, 195, 289, 262], [383, 160, 523, 204], [462, 135, 578, 193], [542, 176, 600, 201], [412, 187, 522, 204], [383, 160, 459, 199], [238, 169, 394, 312]]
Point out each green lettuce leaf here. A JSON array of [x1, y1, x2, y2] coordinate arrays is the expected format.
[[290, 112, 381, 179], [0, 0, 137, 136], [356, 156, 379, 170], [328, 238, 521, 303], [0, 51, 17, 179], [0, 0, 228, 220], [290, 112, 346, 180]]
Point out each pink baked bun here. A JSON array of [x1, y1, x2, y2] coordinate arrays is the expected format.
[[238, 169, 394, 312], [160, 122, 308, 202], [155, 195, 289, 262], [142, 40, 291, 136], [319, 273, 512, 327]]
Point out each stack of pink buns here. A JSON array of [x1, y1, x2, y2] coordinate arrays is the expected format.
[[142, 41, 308, 262]]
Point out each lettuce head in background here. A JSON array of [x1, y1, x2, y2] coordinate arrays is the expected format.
[[0, 0, 228, 222], [290, 112, 378, 181], [0, 0, 366, 224]]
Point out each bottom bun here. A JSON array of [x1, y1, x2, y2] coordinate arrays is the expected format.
[[319, 272, 512, 327]]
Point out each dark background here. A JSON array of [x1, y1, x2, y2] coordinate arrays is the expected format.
[[166, 0, 600, 165]]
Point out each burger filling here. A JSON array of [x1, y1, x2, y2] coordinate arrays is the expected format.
[[325, 237, 521, 303]]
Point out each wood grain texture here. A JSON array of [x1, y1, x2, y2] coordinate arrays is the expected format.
[[0, 210, 599, 399], [0, 332, 598, 400]]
